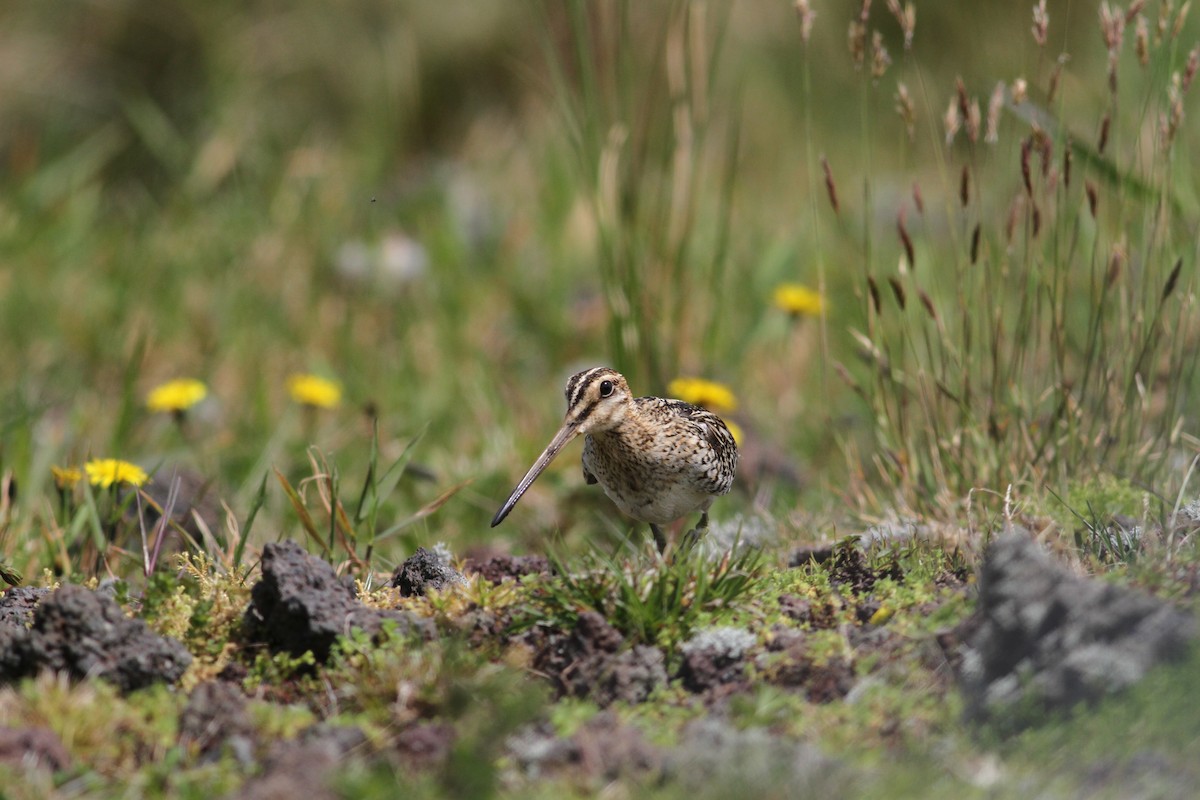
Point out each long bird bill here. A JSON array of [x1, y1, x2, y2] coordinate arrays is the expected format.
[[491, 419, 581, 527]]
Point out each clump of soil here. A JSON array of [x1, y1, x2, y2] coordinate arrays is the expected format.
[[393, 721, 455, 770], [530, 612, 667, 706], [956, 535, 1196, 726], [825, 543, 903, 593], [677, 627, 755, 697], [0, 584, 191, 692], [232, 724, 368, 800], [596, 645, 668, 706], [179, 681, 255, 760], [777, 594, 839, 628], [244, 541, 432, 663], [665, 717, 847, 794], [759, 628, 855, 703], [507, 711, 662, 785], [391, 546, 467, 597], [0, 726, 71, 773], [465, 553, 552, 584]]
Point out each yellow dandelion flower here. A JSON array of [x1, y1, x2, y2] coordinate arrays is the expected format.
[[287, 373, 342, 409], [773, 283, 825, 317], [724, 420, 744, 447], [146, 378, 208, 413], [51, 466, 83, 489], [668, 377, 738, 413], [85, 459, 149, 489]]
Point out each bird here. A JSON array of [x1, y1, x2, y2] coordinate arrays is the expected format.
[[491, 366, 739, 552]]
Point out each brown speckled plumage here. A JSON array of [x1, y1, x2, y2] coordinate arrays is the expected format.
[[492, 367, 739, 552]]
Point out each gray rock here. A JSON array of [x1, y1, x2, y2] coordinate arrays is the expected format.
[[232, 724, 366, 800], [506, 712, 661, 784], [666, 717, 846, 794], [179, 681, 254, 760], [0, 584, 191, 693], [956, 535, 1195, 727], [0, 726, 71, 772], [391, 545, 467, 597], [245, 541, 431, 663], [595, 645, 668, 706]]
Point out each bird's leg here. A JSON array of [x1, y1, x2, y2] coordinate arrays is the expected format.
[[681, 512, 710, 551], [650, 524, 667, 554]]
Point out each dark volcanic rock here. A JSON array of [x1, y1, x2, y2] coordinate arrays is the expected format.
[[957, 535, 1195, 726], [0, 586, 50, 629], [466, 553, 552, 584], [595, 645, 668, 706], [232, 724, 367, 800], [826, 542, 902, 593], [678, 628, 756, 695], [533, 612, 623, 700], [0, 726, 71, 772], [245, 541, 431, 662], [0, 584, 191, 692], [393, 721, 455, 770], [532, 612, 666, 706], [666, 717, 844, 794], [760, 628, 855, 703], [391, 546, 467, 597], [180, 681, 254, 759], [507, 712, 661, 784]]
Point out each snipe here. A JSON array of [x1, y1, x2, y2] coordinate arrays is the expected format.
[[491, 367, 738, 552]]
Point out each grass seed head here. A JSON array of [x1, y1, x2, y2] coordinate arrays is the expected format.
[[1033, 0, 1049, 46], [1006, 194, 1023, 242], [871, 30, 892, 79], [1107, 244, 1126, 288], [956, 77, 970, 120], [794, 0, 816, 45], [1183, 44, 1199, 92], [944, 96, 961, 145], [1136, 14, 1150, 65], [986, 82, 1004, 143], [1162, 258, 1184, 301], [1012, 77, 1028, 105], [1021, 137, 1033, 196], [918, 290, 938, 321], [966, 97, 982, 143], [867, 275, 882, 315], [895, 82, 916, 140], [1159, 0, 1174, 41], [1035, 130, 1052, 177], [897, 208, 915, 269], [849, 20, 867, 69], [1174, 1, 1191, 39], [886, 0, 916, 50], [1048, 58, 1065, 102], [822, 155, 840, 214]]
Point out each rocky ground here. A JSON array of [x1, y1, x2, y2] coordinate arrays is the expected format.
[[0, 526, 1196, 798]]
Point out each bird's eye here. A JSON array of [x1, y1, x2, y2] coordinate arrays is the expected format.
[[599, 380, 614, 397]]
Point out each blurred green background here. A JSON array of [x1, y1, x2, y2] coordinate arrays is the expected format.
[[2, 0, 1197, 570]]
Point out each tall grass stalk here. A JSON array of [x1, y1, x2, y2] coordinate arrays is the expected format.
[[846, 4, 1200, 509], [539, 1, 739, 389]]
